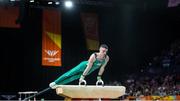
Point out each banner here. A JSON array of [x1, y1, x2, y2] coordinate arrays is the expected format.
[[81, 13, 100, 50], [151, 96, 176, 100], [42, 9, 62, 66], [0, 6, 20, 28]]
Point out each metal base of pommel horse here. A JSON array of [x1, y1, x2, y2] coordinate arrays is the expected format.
[[55, 85, 126, 101]]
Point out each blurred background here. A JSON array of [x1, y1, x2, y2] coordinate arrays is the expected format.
[[0, 0, 179, 100]]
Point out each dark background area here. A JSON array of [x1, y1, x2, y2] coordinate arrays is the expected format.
[[0, 0, 179, 100]]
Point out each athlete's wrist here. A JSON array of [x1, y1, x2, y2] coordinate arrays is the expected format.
[[81, 75, 85, 79], [97, 75, 102, 80], [98, 74, 102, 76]]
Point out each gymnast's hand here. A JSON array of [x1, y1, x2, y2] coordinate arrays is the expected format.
[[49, 82, 57, 89], [79, 75, 87, 85], [96, 75, 104, 86], [79, 75, 85, 82], [97, 75, 102, 81]]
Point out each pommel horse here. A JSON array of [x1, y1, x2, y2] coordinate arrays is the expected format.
[[54, 80, 126, 101]]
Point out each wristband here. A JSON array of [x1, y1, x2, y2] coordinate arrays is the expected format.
[[97, 75, 101, 80], [81, 75, 85, 79]]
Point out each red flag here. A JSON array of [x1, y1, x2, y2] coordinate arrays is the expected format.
[[0, 6, 20, 28]]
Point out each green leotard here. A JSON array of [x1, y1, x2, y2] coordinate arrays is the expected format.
[[54, 53, 106, 85]]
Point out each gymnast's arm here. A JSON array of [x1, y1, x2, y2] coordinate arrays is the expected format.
[[98, 55, 109, 76], [82, 53, 96, 76]]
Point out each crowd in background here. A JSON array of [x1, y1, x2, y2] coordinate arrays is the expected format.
[[107, 40, 180, 98]]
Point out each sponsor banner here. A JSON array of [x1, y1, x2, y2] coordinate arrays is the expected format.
[[0, 6, 20, 28], [81, 13, 99, 50], [151, 96, 176, 100], [42, 9, 62, 66]]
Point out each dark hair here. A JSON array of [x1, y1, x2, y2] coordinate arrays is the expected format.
[[100, 44, 108, 50]]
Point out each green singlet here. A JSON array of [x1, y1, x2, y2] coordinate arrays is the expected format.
[[54, 53, 106, 85]]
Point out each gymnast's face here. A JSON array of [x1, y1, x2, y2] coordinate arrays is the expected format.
[[99, 47, 108, 55]]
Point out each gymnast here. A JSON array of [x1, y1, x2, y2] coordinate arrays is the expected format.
[[49, 44, 109, 88]]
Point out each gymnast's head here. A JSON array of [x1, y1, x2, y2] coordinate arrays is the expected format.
[[99, 44, 108, 55]]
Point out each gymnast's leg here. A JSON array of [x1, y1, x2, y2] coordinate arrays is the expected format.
[[50, 61, 87, 87], [59, 73, 82, 85], [54, 69, 82, 84], [23, 62, 87, 101]]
